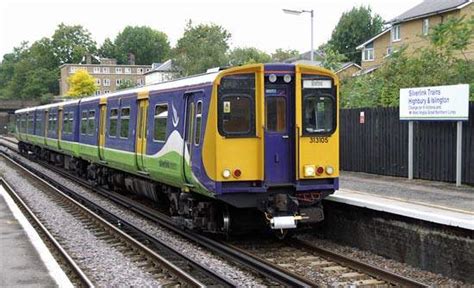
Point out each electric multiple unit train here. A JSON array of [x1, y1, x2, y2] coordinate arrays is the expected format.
[[15, 63, 339, 235]]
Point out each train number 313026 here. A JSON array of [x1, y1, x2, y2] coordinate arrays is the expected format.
[[309, 137, 329, 143]]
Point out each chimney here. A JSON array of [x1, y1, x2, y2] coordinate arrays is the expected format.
[[127, 53, 135, 65], [86, 54, 92, 64]]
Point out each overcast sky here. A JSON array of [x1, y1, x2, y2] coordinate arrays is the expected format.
[[0, 0, 422, 58]]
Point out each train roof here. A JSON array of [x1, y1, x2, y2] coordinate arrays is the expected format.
[[16, 70, 220, 114]]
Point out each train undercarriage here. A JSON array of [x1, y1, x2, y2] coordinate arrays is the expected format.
[[19, 142, 327, 236]]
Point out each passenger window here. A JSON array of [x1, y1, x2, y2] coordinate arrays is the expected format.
[[218, 74, 255, 137], [81, 110, 88, 135], [27, 114, 33, 133], [63, 112, 69, 134], [109, 108, 118, 137], [88, 110, 95, 136], [266, 97, 286, 132], [120, 107, 130, 138], [68, 111, 74, 134], [194, 101, 202, 145], [36, 113, 43, 135], [153, 104, 168, 142]]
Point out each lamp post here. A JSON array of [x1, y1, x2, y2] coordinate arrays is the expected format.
[[283, 8, 314, 61]]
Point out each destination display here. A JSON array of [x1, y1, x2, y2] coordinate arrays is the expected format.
[[399, 84, 469, 120]]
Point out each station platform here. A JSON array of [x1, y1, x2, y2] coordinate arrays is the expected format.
[[328, 171, 474, 230], [0, 185, 72, 287]]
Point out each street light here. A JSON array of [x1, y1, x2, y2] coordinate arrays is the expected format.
[[283, 8, 314, 62]]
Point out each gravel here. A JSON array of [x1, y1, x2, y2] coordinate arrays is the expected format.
[[0, 157, 160, 286], [0, 145, 265, 287], [297, 233, 467, 286]]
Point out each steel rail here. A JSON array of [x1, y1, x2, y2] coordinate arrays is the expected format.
[[0, 153, 206, 288], [0, 177, 94, 288], [292, 238, 429, 287]]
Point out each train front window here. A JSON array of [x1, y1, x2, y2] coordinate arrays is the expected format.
[[218, 74, 255, 137], [303, 95, 334, 134]]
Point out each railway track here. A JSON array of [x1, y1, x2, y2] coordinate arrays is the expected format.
[[0, 138, 429, 287], [0, 178, 93, 287], [0, 152, 209, 287]]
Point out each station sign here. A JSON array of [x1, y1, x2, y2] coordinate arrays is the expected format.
[[400, 84, 469, 120]]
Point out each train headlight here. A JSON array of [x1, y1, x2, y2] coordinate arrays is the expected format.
[[304, 165, 315, 177], [283, 74, 292, 83], [326, 165, 334, 175], [268, 74, 277, 83], [222, 169, 231, 179]]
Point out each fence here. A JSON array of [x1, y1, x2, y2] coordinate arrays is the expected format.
[[340, 103, 474, 185]]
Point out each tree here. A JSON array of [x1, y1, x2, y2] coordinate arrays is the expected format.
[[271, 48, 299, 62], [114, 26, 170, 65], [66, 70, 97, 98], [117, 79, 136, 90], [173, 21, 231, 76], [328, 6, 383, 64], [228, 47, 271, 66], [51, 23, 97, 64], [320, 44, 347, 71], [430, 16, 474, 59], [98, 38, 117, 59]]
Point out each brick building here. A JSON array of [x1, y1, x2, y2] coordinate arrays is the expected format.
[[59, 58, 151, 96], [356, 0, 473, 71]]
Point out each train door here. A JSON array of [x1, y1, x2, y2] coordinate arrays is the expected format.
[[98, 101, 106, 161], [57, 108, 63, 150], [183, 92, 204, 184], [135, 95, 149, 172], [264, 84, 294, 184]]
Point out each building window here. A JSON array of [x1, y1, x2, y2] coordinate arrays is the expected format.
[[136, 79, 143, 86], [137, 68, 144, 74], [93, 67, 100, 74], [145, 68, 151, 72], [116, 79, 122, 86], [120, 107, 130, 138], [103, 79, 110, 86], [115, 67, 122, 74], [154, 104, 168, 142], [95, 90, 101, 96], [102, 67, 110, 73], [104, 90, 110, 94], [392, 25, 401, 41], [96, 78, 101, 85], [422, 18, 429, 36], [362, 48, 374, 61], [386, 46, 393, 57], [69, 67, 77, 73], [125, 68, 131, 74], [109, 108, 118, 137]]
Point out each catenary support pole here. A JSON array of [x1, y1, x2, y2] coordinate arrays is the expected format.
[[408, 121, 413, 180], [456, 121, 462, 187]]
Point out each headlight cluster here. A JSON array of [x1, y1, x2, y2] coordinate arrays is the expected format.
[[303, 165, 335, 177]]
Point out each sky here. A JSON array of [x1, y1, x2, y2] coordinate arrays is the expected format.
[[0, 0, 422, 58]]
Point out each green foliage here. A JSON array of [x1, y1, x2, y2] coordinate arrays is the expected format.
[[271, 48, 299, 62], [51, 23, 96, 64], [66, 70, 97, 98], [430, 16, 474, 57], [40, 93, 54, 104], [328, 6, 383, 64], [320, 44, 347, 71], [0, 23, 96, 100], [98, 38, 117, 59], [228, 47, 271, 66], [113, 26, 170, 65], [173, 21, 231, 76], [117, 79, 136, 90], [341, 49, 474, 108]]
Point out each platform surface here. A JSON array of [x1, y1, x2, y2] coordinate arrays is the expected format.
[[0, 186, 71, 287], [328, 171, 474, 230]]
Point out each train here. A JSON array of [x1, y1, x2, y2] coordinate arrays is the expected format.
[[15, 63, 339, 236]]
